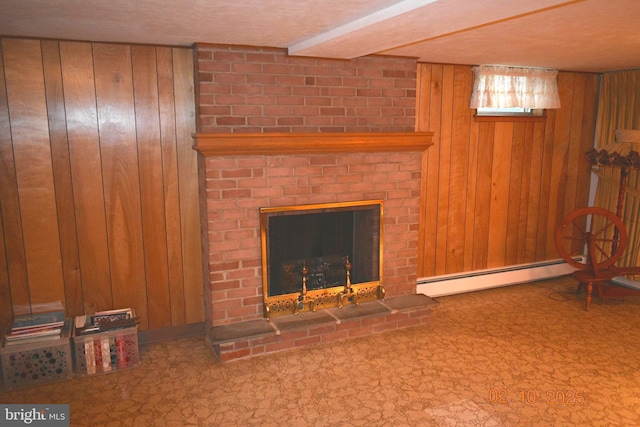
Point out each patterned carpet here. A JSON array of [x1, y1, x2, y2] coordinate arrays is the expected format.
[[3, 276, 640, 426]]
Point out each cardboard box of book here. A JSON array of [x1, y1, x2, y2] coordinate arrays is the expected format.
[[72, 308, 140, 376], [1, 311, 73, 389]]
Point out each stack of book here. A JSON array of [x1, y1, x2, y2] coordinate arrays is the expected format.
[[3, 310, 68, 346]]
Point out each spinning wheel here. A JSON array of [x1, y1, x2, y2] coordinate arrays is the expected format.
[[555, 207, 627, 273], [555, 206, 640, 310]]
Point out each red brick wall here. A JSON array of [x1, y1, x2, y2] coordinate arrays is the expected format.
[[195, 44, 417, 133], [194, 44, 422, 327], [203, 152, 422, 326]]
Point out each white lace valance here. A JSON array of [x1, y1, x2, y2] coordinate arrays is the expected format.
[[469, 65, 561, 109]]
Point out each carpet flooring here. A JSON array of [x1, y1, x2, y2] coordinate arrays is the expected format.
[[3, 276, 640, 426]]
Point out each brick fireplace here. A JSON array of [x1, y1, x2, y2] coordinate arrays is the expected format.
[[193, 45, 436, 361]]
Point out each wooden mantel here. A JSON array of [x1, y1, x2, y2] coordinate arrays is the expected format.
[[193, 132, 433, 156]]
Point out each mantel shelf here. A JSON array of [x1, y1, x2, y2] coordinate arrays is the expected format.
[[193, 132, 433, 156]]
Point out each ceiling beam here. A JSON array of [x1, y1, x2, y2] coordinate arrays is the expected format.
[[288, 0, 438, 58]]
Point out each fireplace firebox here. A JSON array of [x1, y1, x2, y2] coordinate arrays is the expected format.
[[260, 200, 384, 317]]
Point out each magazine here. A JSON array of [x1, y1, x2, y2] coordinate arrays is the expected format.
[[11, 310, 65, 331]]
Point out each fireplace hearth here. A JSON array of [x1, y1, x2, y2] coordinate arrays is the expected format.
[[260, 200, 384, 317]]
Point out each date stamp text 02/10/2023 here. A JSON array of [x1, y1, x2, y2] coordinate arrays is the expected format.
[[488, 389, 586, 405]]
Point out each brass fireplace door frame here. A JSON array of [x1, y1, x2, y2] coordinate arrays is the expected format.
[[259, 200, 384, 318]]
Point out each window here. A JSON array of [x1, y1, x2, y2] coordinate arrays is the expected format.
[[470, 65, 560, 118], [475, 107, 544, 117]]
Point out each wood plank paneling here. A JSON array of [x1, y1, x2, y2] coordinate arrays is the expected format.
[[505, 122, 526, 266], [416, 64, 599, 278], [434, 66, 454, 276], [60, 41, 113, 314], [0, 43, 12, 330], [446, 66, 472, 273], [577, 74, 599, 210], [93, 43, 148, 326], [545, 72, 574, 257], [0, 41, 30, 316], [564, 73, 586, 219], [173, 47, 204, 324], [3, 39, 65, 308], [0, 206, 10, 328], [524, 123, 546, 261], [41, 40, 84, 318], [487, 122, 513, 267], [0, 38, 201, 331], [463, 100, 480, 271], [416, 64, 432, 278], [516, 122, 535, 264], [535, 110, 556, 260], [472, 122, 494, 270], [132, 45, 172, 329], [157, 47, 187, 326]]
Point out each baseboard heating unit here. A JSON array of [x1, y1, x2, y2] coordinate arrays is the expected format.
[[417, 257, 583, 298]]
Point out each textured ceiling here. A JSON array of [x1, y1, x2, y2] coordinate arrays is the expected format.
[[1, 0, 639, 72]]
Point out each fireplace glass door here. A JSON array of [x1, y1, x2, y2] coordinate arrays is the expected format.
[[260, 200, 383, 317]]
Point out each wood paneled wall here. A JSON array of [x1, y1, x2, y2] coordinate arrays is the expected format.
[[0, 38, 203, 330], [416, 64, 599, 278], [0, 38, 601, 328]]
